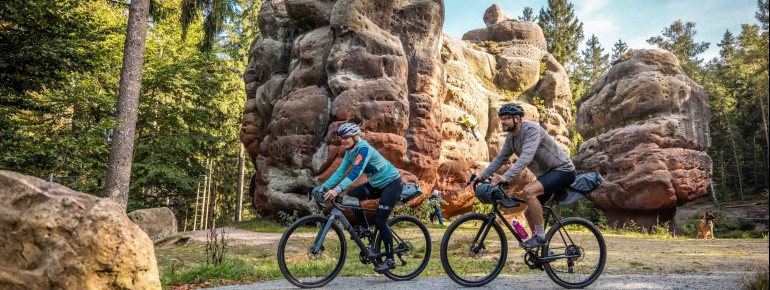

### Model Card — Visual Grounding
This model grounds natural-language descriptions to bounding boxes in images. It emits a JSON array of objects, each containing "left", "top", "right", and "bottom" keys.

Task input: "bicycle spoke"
[
  {"left": 376, "top": 215, "right": 431, "bottom": 281},
  {"left": 544, "top": 217, "right": 606, "bottom": 288},
  {"left": 278, "top": 216, "right": 346, "bottom": 288},
  {"left": 441, "top": 214, "right": 508, "bottom": 287}
]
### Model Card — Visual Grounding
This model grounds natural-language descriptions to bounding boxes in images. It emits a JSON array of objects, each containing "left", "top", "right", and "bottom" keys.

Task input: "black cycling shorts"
[{"left": 536, "top": 170, "right": 576, "bottom": 204}]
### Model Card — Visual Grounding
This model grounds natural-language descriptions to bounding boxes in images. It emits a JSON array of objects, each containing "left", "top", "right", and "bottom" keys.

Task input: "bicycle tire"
[
  {"left": 373, "top": 215, "right": 431, "bottom": 281},
  {"left": 277, "top": 215, "right": 347, "bottom": 288},
  {"left": 543, "top": 217, "right": 606, "bottom": 289},
  {"left": 440, "top": 213, "right": 508, "bottom": 287}
]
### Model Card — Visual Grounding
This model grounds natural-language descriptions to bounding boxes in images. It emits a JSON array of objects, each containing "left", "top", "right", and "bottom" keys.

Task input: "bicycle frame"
[
  {"left": 476, "top": 194, "right": 578, "bottom": 263},
  {"left": 310, "top": 199, "right": 405, "bottom": 262}
]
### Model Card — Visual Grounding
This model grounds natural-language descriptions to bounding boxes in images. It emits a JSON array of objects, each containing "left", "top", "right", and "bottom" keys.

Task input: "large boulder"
[
  {"left": 128, "top": 207, "right": 178, "bottom": 243},
  {"left": 243, "top": 2, "right": 572, "bottom": 220},
  {"left": 574, "top": 49, "right": 712, "bottom": 231},
  {"left": 0, "top": 170, "right": 160, "bottom": 290}
]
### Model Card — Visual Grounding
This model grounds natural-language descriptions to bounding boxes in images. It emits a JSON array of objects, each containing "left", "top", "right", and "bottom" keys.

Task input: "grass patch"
[
  {"left": 741, "top": 267, "right": 769, "bottom": 290},
  {"left": 162, "top": 258, "right": 260, "bottom": 287}
]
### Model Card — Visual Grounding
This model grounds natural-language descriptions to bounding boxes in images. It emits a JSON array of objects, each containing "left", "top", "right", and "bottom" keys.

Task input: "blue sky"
[{"left": 444, "top": 0, "right": 761, "bottom": 61}]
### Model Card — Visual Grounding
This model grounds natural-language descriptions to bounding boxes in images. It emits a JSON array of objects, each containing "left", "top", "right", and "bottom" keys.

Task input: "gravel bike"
[
  {"left": 440, "top": 173, "right": 606, "bottom": 288},
  {"left": 278, "top": 194, "right": 431, "bottom": 288}
]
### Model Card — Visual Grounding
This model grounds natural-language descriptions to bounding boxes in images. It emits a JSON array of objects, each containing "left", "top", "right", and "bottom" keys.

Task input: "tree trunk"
[
  {"left": 183, "top": 207, "right": 189, "bottom": 232},
  {"left": 193, "top": 181, "right": 200, "bottom": 231},
  {"left": 208, "top": 167, "right": 218, "bottom": 230},
  {"left": 203, "top": 159, "right": 211, "bottom": 230},
  {"left": 708, "top": 183, "right": 719, "bottom": 208},
  {"left": 754, "top": 136, "right": 759, "bottom": 190},
  {"left": 727, "top": 124, "right": 745, "bottom": 200},
  {"left": 720, "top": 150, "right": 726, "bottom": 199},
  {"left": 236, "top": 144, "right": 245, "bottom": 222},
  {"left": 757, "top": 94, "right": 769, "bottom": 189},
  {"left": 104, "top": 0, "right": 150, "bottom": 210}
]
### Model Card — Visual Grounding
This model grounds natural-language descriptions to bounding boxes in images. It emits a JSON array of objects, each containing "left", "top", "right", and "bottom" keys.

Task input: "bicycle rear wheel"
[
  {"left": 374, "top": 215, "right": 431, "bottom": 281},
  {"left": 277, "top": 215, "right": 346, "bottom": 288},
  {"left": 440, "top": 213, "right": 507, "bottom": 287},
  {"left": 543, "top": 217, "right": 606, "bottom": 289}
]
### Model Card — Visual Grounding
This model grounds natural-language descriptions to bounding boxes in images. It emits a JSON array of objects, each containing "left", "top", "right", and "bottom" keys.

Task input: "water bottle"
[{"left": 512, "top": 221, "right": 528, "bottom": 239}]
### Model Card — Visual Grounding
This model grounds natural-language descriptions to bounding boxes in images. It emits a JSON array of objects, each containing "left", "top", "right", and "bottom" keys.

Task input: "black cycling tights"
[{"left": 346, "top": 177, "right": 403, "bottom": 260}]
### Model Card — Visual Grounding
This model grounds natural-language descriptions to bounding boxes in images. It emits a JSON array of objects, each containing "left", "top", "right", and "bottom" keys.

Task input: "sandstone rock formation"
[
  {"left": 242, "top": 2, "right": 572, "bottom": 219},
  {"left": 128, "top": 207, "right": 178, "bottom": 243},
  {"left": 574, "top": 49, "right": 712, "bottom": 231},
  {"left": 0, "top": 170, "right": 161, "bottom": 290}
]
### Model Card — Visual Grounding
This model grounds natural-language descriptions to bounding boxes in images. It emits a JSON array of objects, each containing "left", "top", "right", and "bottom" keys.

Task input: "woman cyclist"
[{"left": 319, "top": 123, "right": 403, "bottom": 273}]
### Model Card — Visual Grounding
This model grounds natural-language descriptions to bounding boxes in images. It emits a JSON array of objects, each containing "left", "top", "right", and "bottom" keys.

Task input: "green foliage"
[
  {"left": 679, "top": 210, "right": 764, "bottom": 239},
  {"left": 741, "top": 266, "right": 770, "bottom": 290},
  {"left": 610, "top": 39, "right": 628, "bottom": 63},
  {"left": 276, "top": 210, "right": 300, "bottom": 226},
  {"left": 0, "top": 0, "right": 112, "bottom": 95},
  {"left": 646, "top": 20, "right": 710, "bottom": 78},
  {"left": 418, "top": 196, "right": 447, "bottom": 223},
  {"left": 518, "top": 7, "right": 536, "bottom": 22},
  {"left": 572, "top": 34, "right": 609, "bottom": 101},
  {"left": 161, "top": 258, "right": 257, "bottom": 287},
  {"left": 471, "top": 198, "right": 493, "bottom": 213},
  {"left": 537, "top": 0, "right": 584, "bottom": 65},
  {"left": 0, "top": 0, "right": 260, "bottom": 228}
]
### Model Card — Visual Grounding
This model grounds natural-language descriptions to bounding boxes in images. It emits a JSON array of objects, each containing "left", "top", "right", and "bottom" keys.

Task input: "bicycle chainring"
[
  {"left": 359, "top": 250, "right": 371, "bottom": 264},
  {"left": 524, "top": 251, "right": 544, "bottom": 271}
]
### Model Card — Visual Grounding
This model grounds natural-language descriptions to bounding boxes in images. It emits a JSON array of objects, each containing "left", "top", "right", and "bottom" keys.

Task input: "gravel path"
[{"left": 209, "top": 271, "right": 750, "bottom": 290}]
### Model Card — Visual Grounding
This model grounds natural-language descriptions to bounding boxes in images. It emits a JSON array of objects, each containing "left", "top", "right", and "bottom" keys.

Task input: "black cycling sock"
[{"left": 375, "top": 206, "right": 394, "bottom": 259}]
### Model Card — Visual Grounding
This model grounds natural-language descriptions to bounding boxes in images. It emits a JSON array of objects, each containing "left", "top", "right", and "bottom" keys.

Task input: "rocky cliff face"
[
  {"left": 242, "top": 2, "right": 572, "bottom": 218},
  {"left": 574, "top": 49, "right": 712, "bottom": 231}
]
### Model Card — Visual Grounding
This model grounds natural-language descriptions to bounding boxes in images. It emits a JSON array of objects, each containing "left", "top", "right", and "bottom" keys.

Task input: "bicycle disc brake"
[
  {"left": 395, "top": 241, "right": 413, "bottom": 266},
  {"left": 469, "top": 242, "right": 486, "bottom": 258},
  {"left": 306, "top": 246, "right": 325, "bottom": 260},
  {"left": 565, "top": 245, "right": 584, "bottom": 262}
]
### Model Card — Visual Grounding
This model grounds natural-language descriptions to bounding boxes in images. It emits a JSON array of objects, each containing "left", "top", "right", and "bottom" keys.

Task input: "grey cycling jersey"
[{"left": 482, "top": 121, "right": 575, "bottom": 180}]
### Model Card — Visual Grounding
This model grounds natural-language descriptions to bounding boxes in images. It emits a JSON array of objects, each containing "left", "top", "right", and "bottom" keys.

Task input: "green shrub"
[{"left": 741, "top": 267, "right": 769, "bottom": 290}]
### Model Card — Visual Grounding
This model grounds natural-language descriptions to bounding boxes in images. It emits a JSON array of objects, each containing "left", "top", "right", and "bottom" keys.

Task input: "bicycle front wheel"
[
  {"left": 277, "top": 215, "right": 346, "bottom": 288},
  {"left": 440, "top": 213, "right": 507, "bottom": 287},
  {"left": 543, "top": 217, "right": 606, "bottom": 289},
  {"left": 374, "top": 215, "right": 431, "bottom": 281}
]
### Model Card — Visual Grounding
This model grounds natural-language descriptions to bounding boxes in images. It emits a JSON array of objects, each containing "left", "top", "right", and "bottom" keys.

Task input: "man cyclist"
[
  {"left": 478, "top": 103, "right": 576, "bottom": 249},
  {"left": 319, "top": 123, "right": 403, "bottom": 273}
]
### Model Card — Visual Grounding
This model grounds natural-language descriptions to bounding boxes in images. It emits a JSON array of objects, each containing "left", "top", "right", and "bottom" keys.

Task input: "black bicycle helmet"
[{"left": 498, "top": 103, "right": 525, "bottom": 117}]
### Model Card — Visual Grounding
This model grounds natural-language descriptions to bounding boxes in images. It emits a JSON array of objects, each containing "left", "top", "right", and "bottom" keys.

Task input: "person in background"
[{"left": 429, "top": 188, "right": 444, "bottom": 226}]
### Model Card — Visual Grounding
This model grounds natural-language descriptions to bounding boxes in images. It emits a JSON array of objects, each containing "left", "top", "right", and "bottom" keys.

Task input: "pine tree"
[
  {"left": 537, "top": 0, "right": 584, "bottom": 65},
  {"left": 646, "top": 20, "right": 710, "bottom": 77},
  {"left": 580, "top": 35, "right": 610, "bottom": 91},
  {"left": 181, "top": 0, "right": 237, "bottom": 52},
  {"left": 611, "top": 39, "right": 628, "bottom": 63},
  {"left": 718, "top": 30, "right": 736, "bottom": 60},
  {"left": 105, "top": 0, "right": 151, "bottom": 210},
  {"left": 519, "top": 7, "right": 535, "bottom": 22}
]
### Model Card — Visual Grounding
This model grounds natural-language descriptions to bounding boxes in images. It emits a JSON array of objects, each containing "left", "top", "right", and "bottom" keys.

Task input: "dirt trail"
[{"left": 183, "top": 227, "right": 315, "bottom": 246}]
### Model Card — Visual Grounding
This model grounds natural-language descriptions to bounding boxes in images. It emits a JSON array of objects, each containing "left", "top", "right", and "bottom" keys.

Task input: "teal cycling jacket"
[{"left": 322, "top": 140, "right": 400, "bottom": 192}]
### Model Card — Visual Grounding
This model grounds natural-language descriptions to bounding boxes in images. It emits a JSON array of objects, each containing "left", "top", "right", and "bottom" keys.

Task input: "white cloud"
[{"left": 575, "top": 0, "right": 609, "bottom": 16}]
